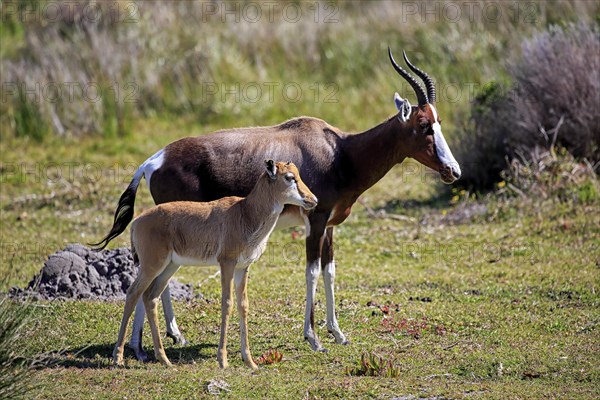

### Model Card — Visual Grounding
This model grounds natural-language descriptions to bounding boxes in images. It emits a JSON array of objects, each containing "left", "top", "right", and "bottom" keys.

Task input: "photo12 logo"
[
  {"left": 399, "top": 1, "right": 543, "bottom": 24},
  {"left": 200, "top": 81, "right": 339, "bottom": 104},
  {"left": 1, "top": 81, "right": 138, "bottom": 105},
  {"left": 1, "top": 1, "right": 140, "bottom": 24},
  {"left": 198, "top": 1, "right": 339, "bottom": 23},
  {"left": 0, "top": 162, "right": 138, "bottom": 185}
]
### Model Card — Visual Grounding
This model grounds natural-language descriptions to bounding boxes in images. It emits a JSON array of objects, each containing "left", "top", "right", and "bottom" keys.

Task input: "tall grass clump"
[
  {"left": 2, "top": 1, "right": 596, "bottom": 140},
  {"left": 0, "top": 298, "right": 35, "bottom": 400},
  {"left": 455, "top": 22, "right": 600, "bottom": 190}
]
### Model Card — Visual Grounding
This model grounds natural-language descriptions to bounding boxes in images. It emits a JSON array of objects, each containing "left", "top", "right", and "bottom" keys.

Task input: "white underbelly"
[{"left": 171, "top": 251, "right": 219, "bottom": 267}]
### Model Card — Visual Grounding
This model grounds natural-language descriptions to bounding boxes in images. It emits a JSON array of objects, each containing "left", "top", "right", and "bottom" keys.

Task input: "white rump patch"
[{"left": 142, "top": 148, "right": 165, "bottom": 190}]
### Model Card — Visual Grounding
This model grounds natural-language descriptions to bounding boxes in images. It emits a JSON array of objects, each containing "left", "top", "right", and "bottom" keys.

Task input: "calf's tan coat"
[{"left": 113, "top": 161, "right": 317, "bottom": 368}]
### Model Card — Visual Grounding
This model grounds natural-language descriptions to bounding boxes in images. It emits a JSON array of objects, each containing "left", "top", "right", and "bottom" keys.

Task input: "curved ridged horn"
[
  {"left": 402, "top": 50, "right": 435, "bottom": 103},
  {"left": 388, "top": 47, "right": 428, "bottom": 106}
]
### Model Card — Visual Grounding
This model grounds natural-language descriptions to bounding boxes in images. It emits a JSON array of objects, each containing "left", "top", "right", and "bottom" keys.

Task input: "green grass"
[
  {"left": 1, "top": 118, "right": 599, "bottom": 398},
  {"left": 1, "top": 3, "right": 598, "bottom": 396}
]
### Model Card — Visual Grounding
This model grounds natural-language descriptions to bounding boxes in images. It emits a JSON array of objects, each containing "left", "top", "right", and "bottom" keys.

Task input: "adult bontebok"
[
  {"left": 94, "top": 48, "right": 461, "bottom": 354},
  {"left": 112, "top": 161, "right": 317, "bottom": 368}
]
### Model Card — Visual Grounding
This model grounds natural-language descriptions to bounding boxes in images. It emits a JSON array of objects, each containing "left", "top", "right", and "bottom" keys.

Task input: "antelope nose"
[
  {"left": 305, "top": 196, "right": 318, "bottom": 208},
  {"left": 451, "top": 165, "right": 461, "bottom": 180}
]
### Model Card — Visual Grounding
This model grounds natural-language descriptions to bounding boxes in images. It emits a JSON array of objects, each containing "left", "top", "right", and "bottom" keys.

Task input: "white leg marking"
[
  {"left": 129, "top": 299, "right": 149, "bottom": 362},
  {"left": 130, "top": 299, "right": 145, "bottom": 348},
  {"left": 161, "top": 286, "right": 187, "bottom": 345},
  {"left": 323, "top": 261, "right": 347, "bottom": 344},
  {"left": 304, "top": 258, "right": 324, "bottom": 351}
]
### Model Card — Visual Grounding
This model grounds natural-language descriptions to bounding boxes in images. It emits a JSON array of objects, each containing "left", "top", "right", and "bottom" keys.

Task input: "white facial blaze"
[{"left": 429, "top": 105, "right": 461, "bottom": 176}]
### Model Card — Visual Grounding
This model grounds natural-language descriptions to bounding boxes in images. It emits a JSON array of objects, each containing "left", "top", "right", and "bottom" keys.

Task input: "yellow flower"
[{"left": 497, "top": 181, "right": 506, "bottom": 188}]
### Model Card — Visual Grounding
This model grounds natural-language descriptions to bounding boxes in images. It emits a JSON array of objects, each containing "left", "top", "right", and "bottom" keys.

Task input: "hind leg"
[
  {"left": 235, "top": 266, "right": 257, "bottom": 369},
  {"left": 128, "top": 284, "right": 186, "bottom": 362},
  {"left": 143, "top": 262, "right": 180, "bottom": 366},
  {"left": 114, "top": 267, "right": 160, "bottom": 366},
  {"left": 217, "top": 260, "right": 235, "bottom": 369}
]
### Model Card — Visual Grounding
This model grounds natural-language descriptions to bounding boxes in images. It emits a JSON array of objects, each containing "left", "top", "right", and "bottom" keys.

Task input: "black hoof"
[
  {"left": 131, "top": 347, "right": 149, "bottom": 363},
  {"left": 167, "top": 332, "right": 189, "bottom": 346}
]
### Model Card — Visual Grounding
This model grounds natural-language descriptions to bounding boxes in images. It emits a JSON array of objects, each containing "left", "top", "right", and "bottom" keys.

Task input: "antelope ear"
[
  {"left": 265, "top": 159, "right": 277, "bottom": 180},
  {"left": 394, "top": 92, "right": 412, "bottom": 122}
]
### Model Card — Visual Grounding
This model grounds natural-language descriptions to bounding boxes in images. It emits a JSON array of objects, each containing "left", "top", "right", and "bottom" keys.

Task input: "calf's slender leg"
[
  {"left": 234, "top": 266, "right": 257, "bottom": 369},
  {"left": 143, "top": 262, "right": 180, "bottom": 366},
  {"left": 129, "top": 286, "right": 187, "bottom": 362},
  {"left": 218, "top": 261, "right": 235, "bottom": 368},
  {"left": 114, "top": 265, "right": 163, "bottom": 366},
  {"left": 321, "top": 227, "right": 348, "bottom": 344}
]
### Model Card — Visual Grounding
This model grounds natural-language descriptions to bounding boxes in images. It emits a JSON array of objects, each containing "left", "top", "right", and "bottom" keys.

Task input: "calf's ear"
[{"left": 265, "top": 159, "right": 277, "bottom": 180}]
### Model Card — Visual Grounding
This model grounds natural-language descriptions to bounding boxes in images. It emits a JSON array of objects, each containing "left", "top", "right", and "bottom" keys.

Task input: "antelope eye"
[{"left": 285, "top": 174, "right": 295, "bottom": 182}]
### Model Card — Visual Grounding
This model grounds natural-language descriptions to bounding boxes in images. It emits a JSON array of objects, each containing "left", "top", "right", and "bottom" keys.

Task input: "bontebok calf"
[{"left": 112, "top": 161, "right": 317, "bottom": 368}]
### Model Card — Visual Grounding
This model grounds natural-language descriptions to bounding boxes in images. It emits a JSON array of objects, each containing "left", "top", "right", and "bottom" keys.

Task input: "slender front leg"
[
  {"left": 234, "top": 267, "right": 258, "bottom": 369},
  {"left": 218, "top": 261, "right": 235, "bottom": 369},
  {"left": 321, "top": 227, "right": 348, "bottom": 345},
  {"left": 161, "top": 286, "right": 188, "bottom": 345},
  {"left": 128, "top": 300, "right": 149, "bottom": 362},
  {"left": 304, "top": 214, "right": 328, "bottom": 352}
]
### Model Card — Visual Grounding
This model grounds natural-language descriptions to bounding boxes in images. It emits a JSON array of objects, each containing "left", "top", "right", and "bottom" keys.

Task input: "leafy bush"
[{"left": 454, "top": 22, "right": 600, "bottom": 191}]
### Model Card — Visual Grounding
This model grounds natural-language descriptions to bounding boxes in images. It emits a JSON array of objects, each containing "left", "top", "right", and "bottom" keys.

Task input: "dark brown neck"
[{"left": 342, "top": 115, "right": 409, "bottom": 195}]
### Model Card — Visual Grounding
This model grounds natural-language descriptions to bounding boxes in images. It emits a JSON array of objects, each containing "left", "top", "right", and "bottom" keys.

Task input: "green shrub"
[
  {"left": 507, "top": 23, "right": 600, "bottom": 160},
  {"left": 454, "top": 22, "right": 600, "bottom": 191}
]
